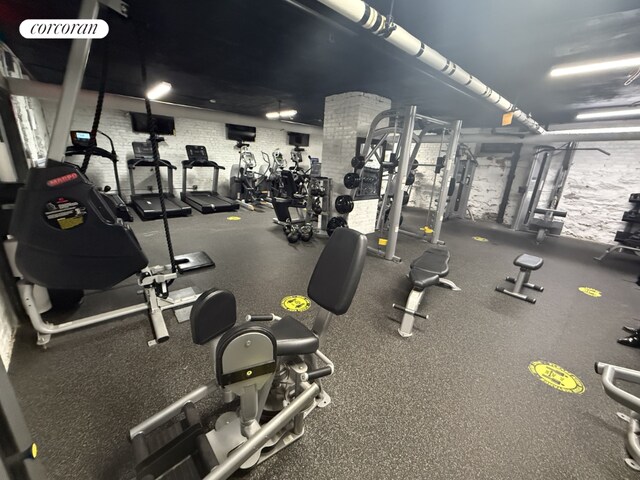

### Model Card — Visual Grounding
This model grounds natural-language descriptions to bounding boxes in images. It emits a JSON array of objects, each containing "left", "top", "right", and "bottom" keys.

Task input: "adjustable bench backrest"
[{"left": 307, "top": 228, "right": 367, "bottom": 316}]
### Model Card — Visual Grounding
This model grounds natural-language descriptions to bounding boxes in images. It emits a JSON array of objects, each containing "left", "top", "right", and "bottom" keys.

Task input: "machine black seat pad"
[
  {"left": 514, "top": 254, "right": 543, "bottom": 270},
  {"left": 269, "top": 316, "right": 319, "bottom": 356},
  {"left": 410, "top": 247, "right": 450, "bottom": 277},
  {"left": 409, "top": 270, "right": 440, "bottom": 290}
]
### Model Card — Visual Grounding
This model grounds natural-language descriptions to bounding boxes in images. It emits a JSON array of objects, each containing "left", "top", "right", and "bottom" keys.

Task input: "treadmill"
[
  {"left": 127, "top": 141, "right": 191, "bottom": 220},
  {"left": 180, "top": 145, "right": 239, "bottom": 214},
  {"left": 65, "top": 130, "right": 134, "bottom": 222}
]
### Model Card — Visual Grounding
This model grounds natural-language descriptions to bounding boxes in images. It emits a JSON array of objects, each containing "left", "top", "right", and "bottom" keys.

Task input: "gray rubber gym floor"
[{"left": 8, "top": 207, "right": 640, "bottom": 480}]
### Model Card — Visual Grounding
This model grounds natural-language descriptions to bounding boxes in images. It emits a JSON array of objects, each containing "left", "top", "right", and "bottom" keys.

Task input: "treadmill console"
[
  {"left": 132, "top": 141, "right": 154, "bottom": 160},
  {"left": 186, "top": 145, "right": 208, "bottom": 161},
  {"left": 70, "top": 130, "right": 95, "bottom": 148}
]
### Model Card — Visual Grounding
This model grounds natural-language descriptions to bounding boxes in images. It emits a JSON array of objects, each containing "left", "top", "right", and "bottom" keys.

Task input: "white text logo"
[{"left": 19, "top": 20, "right": 109, "bottom": 39}]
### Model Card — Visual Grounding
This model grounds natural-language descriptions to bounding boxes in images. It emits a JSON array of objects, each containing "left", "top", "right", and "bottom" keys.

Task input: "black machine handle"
[
  {"left": 534, "top": 208, "right": 567, "bottom": 218},
  {"left": 305, "top": 366, "right": 333, "bottom": 381}
]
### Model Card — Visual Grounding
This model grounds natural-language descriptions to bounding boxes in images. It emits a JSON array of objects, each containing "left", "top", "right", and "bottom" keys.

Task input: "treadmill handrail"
[
  {"left": 65, "top": 145, "right": 117, "bottom": 162},
  {"left": 182, "top": 159, "right": 226, "bottom": 170},
  {"left": 128, "top": 158, "right": 176, "bottom": 169}
]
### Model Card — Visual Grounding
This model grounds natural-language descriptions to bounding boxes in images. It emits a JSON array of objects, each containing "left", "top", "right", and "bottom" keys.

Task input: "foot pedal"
[
  {"left": 131, "top": 404, "right": 217, "bottom": 479},
  {"left": 175, "top": 252, "right": 215, "bottom": 273}
]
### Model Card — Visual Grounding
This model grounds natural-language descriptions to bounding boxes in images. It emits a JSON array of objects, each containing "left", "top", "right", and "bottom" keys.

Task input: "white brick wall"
[
  {"left": 322, "top": 92, "right": 391, "bottom": 234},
  {"left": 41, "top": 102, "right": 323, "bottom": 200},
  {"left": 561, "top": 140, "right": 640, "bottom": 244}
]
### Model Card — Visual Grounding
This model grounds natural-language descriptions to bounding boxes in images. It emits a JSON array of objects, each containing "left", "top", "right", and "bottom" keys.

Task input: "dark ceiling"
[{"left": 1, "top": 0, "right": 639, "bottom": 127}]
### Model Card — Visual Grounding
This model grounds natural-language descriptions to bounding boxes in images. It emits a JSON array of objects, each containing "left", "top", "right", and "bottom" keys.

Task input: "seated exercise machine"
[
  {"left": 528, "top": 207, "right": 567, "bottom": 244},
  {"left": 495, "top": 254, "right": 544, "bottom": 304},
  {"left": 180, "top": 145, "right": 238, "bottom": 214},
  {"left": 392, "top": 246, "right": 460, "bottom": 337},
  {"left": 65, "top": 130, "right": 134, "bottom": 222},
  {"left": 595, "top": 362, "right": 640, "bottom": 471},
  {"left": 8, "top": 160, "right": 201, "bottom": 347},
  {"left": 128, "top": 141, "right": 192, "bottom": 220},
  {"left": 129, "top": 228, "right": 367, "bottom": 479}
]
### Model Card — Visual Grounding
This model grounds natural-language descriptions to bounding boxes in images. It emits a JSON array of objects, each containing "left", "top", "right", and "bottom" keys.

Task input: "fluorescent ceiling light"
[
  {"left": 547, "top": 126, "right": 640, "bottom": 135},
  {"left": 265, "top": 109, "right": 298, "bottom": 120},
  {"left": 146, "top": 81, "right": 172, "bottom": 100},
  {"left": 576, "top": 108, "right": 640, "bottom": 120},
  {"left": 550, "top": 56, "right": 640, "bottom": 77}
]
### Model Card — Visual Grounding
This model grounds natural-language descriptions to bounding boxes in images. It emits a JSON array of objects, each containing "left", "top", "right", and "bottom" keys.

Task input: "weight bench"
[
  {"left": 495, "top": 254, "right": 543, "bottom": 304},
  {"left": 393, "top": 247, "right": 460, "bottom": 337}
]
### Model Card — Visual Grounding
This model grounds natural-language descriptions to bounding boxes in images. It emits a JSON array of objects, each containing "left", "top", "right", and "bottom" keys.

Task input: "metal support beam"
[
  {"left": 431, "top": 120, "right": 462, "bottom": 244},
  {"left": 47, "top": 0, "right": 100, "bottom": 162},
  {"left": 385, "top": 105, "right": 416, "bottom": 261}
]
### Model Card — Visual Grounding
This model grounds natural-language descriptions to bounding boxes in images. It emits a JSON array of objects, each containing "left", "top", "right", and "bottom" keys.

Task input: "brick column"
[{"left": 321, "top": 92, "right": 391, "bottom": 234}]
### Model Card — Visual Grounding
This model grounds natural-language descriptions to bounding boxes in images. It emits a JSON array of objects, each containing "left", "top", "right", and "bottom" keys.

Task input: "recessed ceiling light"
[
  {"left": 547, "top": 126, "right": 640, "bottom": 135},
  {"left": 576, "top": 107, "right": 640, "bottom": 120},
  {"left": 265, "top": 109, "right": 297, "bottom": 120},
  {"left": 146, "top": 81, "right": 172, "bottom": 100},
  {"left": 550, "top": 55, "right": 640, "bottom": 77}
]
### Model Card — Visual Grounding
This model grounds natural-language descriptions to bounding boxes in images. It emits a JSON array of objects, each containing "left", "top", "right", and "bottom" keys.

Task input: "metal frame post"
[
  {"left": 431, "top": 120, "right": 462, "bottom": 245},
  {"left": 47, "top": 0, "right": 101, "bottom": 162},
  {"left": 384, "top": 105, "right": 417, "bottom": 261}
]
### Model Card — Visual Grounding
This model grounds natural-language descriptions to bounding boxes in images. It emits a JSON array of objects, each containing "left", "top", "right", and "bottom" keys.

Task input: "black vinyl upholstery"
[
  {"left": 307, "top": 228, "right": 367, "bottom": 315},
  {"left": 409, "top": 247, "right": 450, "bottom": 290},
  {"left": 10, "top": 161, "right": 148, "bottom": 290},
  {"left": 269, "top": 316, "right": 319, "bottom": 355},
  {"left": 514, "top": 254, "right": 543, "bottom": 270},
  {"left": 190, "top": 289, "right": 237, "bottom": 345}
]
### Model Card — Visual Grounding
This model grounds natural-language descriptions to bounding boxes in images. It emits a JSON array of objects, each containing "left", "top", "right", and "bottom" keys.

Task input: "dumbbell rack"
[
  {"left": 308, "top": 177, "right": 333, "bottom": 236},
  {"left": 595, "top": 193, "right": 640, "bottom": 261}
]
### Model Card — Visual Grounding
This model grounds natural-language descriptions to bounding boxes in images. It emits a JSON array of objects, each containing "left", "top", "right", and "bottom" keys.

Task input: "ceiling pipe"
[{"left": 314, "top": 0, "right": 546, "bottom": 135}]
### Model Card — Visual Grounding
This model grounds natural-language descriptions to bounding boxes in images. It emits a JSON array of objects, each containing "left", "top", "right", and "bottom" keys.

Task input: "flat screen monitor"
[
  {"left": 130, "top": 112, "right": 176, "bottom": 135},
  {"left": 287, "top": 131, "right": 310, "bottom": 147},
  {"left": 226, "top": 124, "right": 256, "bottom": 142}
]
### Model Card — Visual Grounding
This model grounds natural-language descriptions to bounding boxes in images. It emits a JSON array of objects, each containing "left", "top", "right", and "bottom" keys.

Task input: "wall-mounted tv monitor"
[
  {"left": 226, "top": 123, "right": 256, "bottom": 142},
  {"left": 287, "top": 131, "right": 310, "bottom": 147},
  {"left": 130, "top": 112, "right": 175, "bottom": 135}
]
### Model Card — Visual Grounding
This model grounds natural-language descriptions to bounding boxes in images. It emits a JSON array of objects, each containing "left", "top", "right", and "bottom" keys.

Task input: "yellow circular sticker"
[
  {"left": 281, "top": 295, "right": 311, "bottom": 312},
  {"left": 227, "top": 216, "right": 241, "bottom": 221},
  {"left": 420, "top": 226, "right": 433, "bottom": 234},
  {"left": 528, "top": 361, "right": 585, "bottom": 394},
  {"left": 578, "top": 287, "right": 601, "bottom": 298},
  {"left": 473, "top": 236, "right": 489, "bottom": 242}
]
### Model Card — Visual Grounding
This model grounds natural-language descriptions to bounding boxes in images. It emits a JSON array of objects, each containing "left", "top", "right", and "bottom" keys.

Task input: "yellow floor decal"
[
  {"left": 281, "top": 295, "right": 311, "bottom": 312},
  {"left": 226, "top": 216, "right": 241, "bottom": 221},
  {"left": 578, "top": 287, "right": 602, "bottom": 298},
  {"left": 472, "top": 236, "right": 489, "bottom": 242},
  {"left": 528, "top": 361, "right": 585, "bottom": 394}
]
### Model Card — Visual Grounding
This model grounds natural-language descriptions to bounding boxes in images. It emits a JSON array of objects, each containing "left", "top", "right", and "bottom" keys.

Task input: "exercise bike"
[{"left": 129, "top": 228, "right": 367, "bottom": 479}]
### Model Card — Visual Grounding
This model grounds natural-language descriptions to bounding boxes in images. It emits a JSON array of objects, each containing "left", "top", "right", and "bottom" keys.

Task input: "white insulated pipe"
[{"left": 315, "top": 0, "right": 546, "bottom": 134}]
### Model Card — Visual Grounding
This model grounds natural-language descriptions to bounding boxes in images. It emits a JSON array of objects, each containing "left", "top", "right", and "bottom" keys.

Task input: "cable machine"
[{"left": 345, "top": 106, "right": 462, "bottom": 262}]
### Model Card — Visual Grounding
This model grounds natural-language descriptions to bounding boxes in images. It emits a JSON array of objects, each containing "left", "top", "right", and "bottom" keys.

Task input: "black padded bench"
[
  {"left": 393, "top": 246, "right": 460, "bottom": 337},
  {"left": 495, "top": 253, "right": 544, "bottom": 303}
]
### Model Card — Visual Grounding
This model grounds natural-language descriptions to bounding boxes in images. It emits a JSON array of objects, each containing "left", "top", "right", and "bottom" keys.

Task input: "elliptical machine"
[
  {"left": 229, "top": 142, "right": 270, "bottom": 211},
  {"left": 129, "top": 228, "right": 367, "bottom": 479}
]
